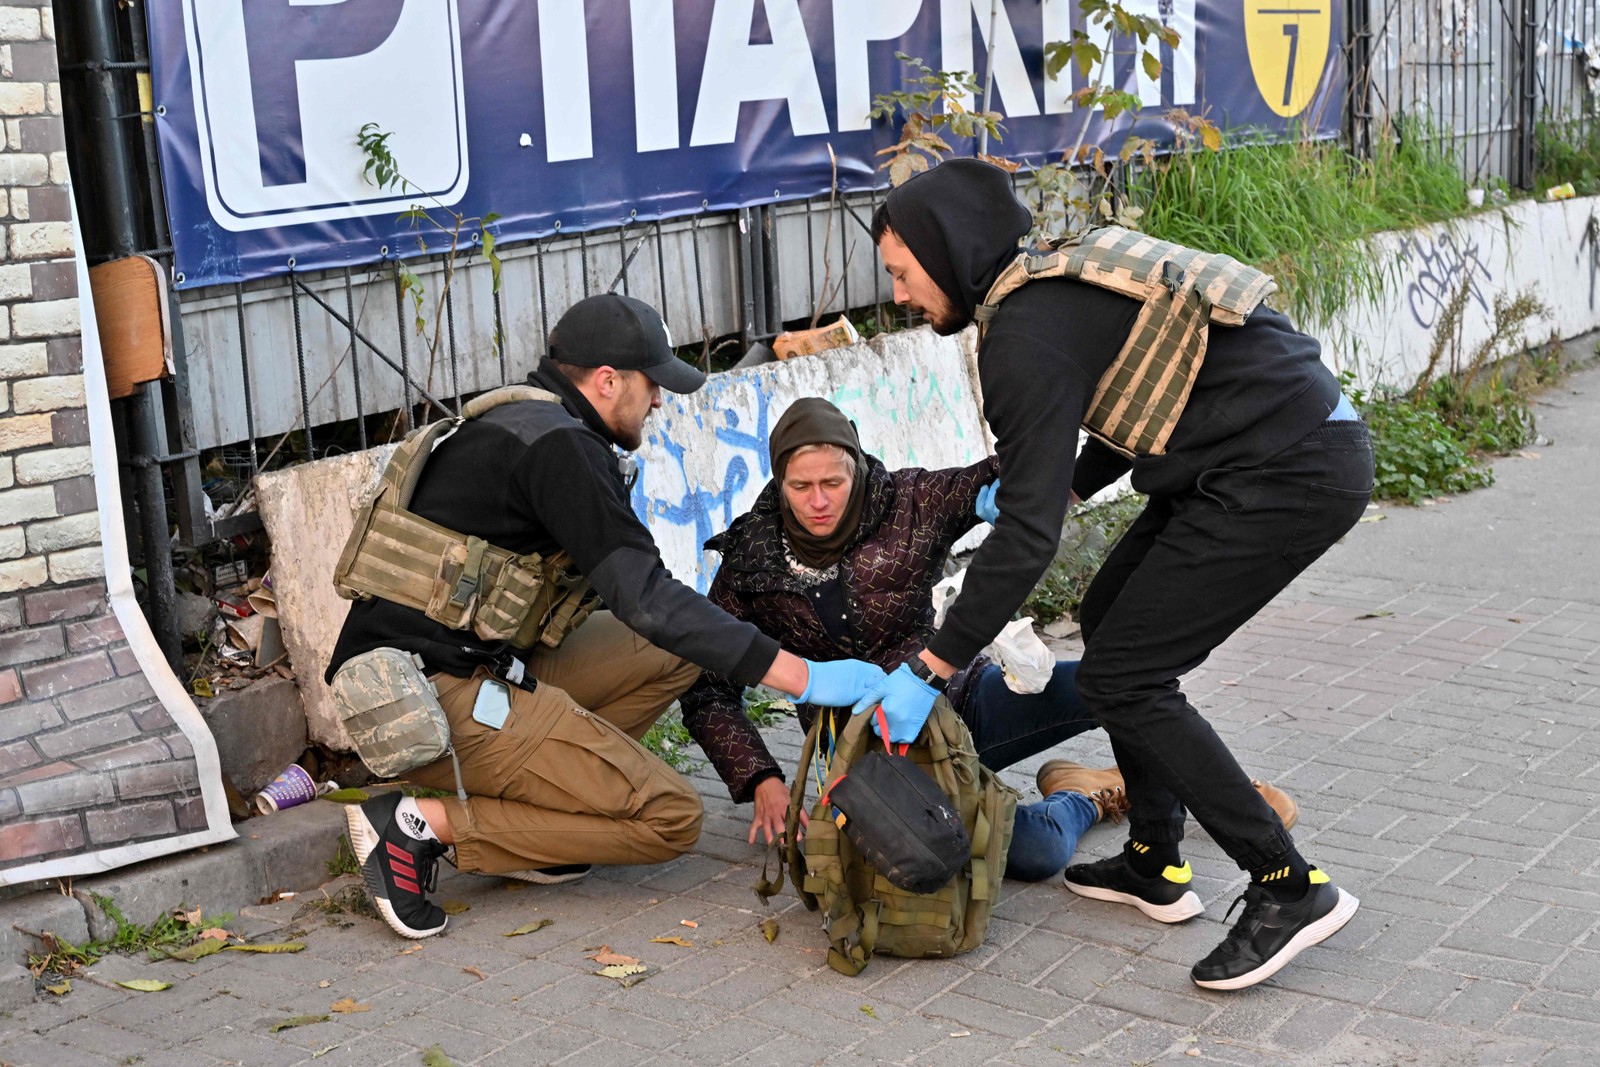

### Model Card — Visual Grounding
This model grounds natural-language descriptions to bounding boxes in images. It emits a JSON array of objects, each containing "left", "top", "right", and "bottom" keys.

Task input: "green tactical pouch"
[{"left": 329, "top": 647, "right": 454, "bottom": 779}]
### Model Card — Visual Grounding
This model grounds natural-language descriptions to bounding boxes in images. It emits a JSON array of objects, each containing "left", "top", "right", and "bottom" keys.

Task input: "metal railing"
[
  {"left": 55, "top": 0, "right": 1600, "bottom": 664},
  {"left": 1348, "top": 0, "right": 1596, "bottom": 188}
]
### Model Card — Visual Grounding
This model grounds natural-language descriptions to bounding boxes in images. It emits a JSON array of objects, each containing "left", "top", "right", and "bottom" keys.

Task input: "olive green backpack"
[{"left": 758, "top": 698, "right": 1020, "bottom": 976}]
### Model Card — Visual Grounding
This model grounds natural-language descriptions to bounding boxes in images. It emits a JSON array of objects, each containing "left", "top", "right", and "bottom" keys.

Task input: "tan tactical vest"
[
  {"left": 974, "top": 226, "right": 1278, "bottom": 457},
  {"left": 333, "top": 385, "right": 597, "bottom": 651}
]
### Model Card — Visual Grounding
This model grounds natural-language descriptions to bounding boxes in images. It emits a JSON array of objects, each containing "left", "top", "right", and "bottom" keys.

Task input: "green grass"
[
  {"left": 26, "top": 895, "right": 233, "bottom": 977},
  {"left": 1534, "top": 119, "right": 1600, "bottom": 195},
  {"left": 1128, "top": 119, "right": 1467, "bottom": 326},
  {"left": 641, "top": 706, "right": 700, "bottom": 773}
]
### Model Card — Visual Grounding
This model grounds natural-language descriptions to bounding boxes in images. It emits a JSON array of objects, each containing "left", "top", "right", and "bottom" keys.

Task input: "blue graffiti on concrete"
[
  {"left": 639, "top": 375, "right": 775, "bottom": 591},
  {"left": 634, "top": 364, "right": 976, "bottom": 591}
]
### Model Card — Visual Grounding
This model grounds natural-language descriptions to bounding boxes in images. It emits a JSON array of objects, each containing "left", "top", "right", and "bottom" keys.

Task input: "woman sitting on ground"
[{"left": 680, "top": 397, "right": 1298, "bottom": 881}]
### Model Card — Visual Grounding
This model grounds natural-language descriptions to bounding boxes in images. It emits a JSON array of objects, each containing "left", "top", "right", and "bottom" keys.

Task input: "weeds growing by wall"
[{"left": 1126, "top": 120, "right": 1467, "bottom": 327}]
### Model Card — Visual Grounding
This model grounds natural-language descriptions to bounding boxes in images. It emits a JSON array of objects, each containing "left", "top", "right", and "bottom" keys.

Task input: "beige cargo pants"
[{"left": 408, "top": 611, "right": 703, "bottom": 874}]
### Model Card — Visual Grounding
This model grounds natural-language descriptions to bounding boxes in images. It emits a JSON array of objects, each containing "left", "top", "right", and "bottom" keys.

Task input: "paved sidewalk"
[{"left": 3, "top": 363, "right": 1598, "bottom": 1066}]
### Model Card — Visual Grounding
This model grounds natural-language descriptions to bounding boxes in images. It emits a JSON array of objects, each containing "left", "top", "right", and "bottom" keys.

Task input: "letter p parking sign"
[{"left": 181, "top": 0, "right": 469, "bottom": 232}]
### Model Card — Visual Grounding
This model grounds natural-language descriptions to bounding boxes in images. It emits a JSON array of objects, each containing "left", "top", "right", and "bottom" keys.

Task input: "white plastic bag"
[{"left": 932, "top": 568, "right": 1055, "bottom": 694}]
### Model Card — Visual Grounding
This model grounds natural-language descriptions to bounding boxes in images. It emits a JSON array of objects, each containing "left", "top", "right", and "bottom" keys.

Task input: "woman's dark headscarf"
[{"left": 767, "top": 398, "right": 869, "bottom": 569}]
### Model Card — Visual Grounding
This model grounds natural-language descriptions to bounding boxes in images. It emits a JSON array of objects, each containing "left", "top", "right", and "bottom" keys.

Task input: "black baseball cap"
[{"left": 548, "top": 294, "right": 705, "bottom": 394}]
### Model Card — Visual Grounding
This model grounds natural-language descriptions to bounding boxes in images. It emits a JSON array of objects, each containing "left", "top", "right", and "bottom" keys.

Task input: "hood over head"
[{"left": 882, "top": 158, "right": 1031, "bottom": 326}]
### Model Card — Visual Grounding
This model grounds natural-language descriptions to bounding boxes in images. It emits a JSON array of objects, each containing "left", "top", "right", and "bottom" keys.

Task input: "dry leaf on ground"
[
  {"left": 168, "top": 939, "right": 226, "bottom": 962},
  {"left": 116, "top": 979, "right": 172, "bottom": 992},
  {"left": 330, "top": 998, "right": 370, "bottom": 1014},
  {"left": 462, "top": 966, "right": 487, "bottom": 980},
  {"left": 440, "top": 901, "right": 470, "bottom": 915},
  {"left": 594, "top": 964, "right": 654, "bottom": 986},
  {"left": 173, "top": 907, "right": 202, "bottom": 925},
  {"left": 761, "top": 918, "right": 779, "bottom": 943},
  {"left": 197, "top": 928, "right": 231, "bottom": 941},
  {"left": 225, "top": 942, "right": 305, "bottom": 953},
  {"left": 649, "top": 936, "right": 692, "bottom": 947},
  {"left": 585, "top": 946, "right": 640, "bottom": 967},
  {"left": 503, "top": 919, "right": 553, "bottom": 937},
  {"left": 44, "top": 981, "right": 70, "bottom": 996}
]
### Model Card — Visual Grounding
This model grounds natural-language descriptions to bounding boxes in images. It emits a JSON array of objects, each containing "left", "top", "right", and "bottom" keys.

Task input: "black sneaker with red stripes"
[{"left": 345, "top": 793, "right": 448, "bottom": 939}]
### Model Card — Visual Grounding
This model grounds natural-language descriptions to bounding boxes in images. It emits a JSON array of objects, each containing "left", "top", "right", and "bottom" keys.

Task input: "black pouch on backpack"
[{"left": 826, "top": 712, "right": 971, "bottom": 895}]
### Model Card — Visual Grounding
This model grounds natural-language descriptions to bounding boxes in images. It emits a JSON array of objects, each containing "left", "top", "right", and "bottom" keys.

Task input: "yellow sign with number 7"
[{"left": 1244, "top": 0, "right": 1334, "bottom": 118}]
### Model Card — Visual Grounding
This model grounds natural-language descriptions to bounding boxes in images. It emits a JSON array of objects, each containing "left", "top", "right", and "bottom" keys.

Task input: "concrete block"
[
  {"left": 73, "top": 799, "right": 346, "bottom": 940},
  {"left": 11, "top": 372, "right": 83, "bottom": 413},
  {"left": 198, "top": 676, "right": 308, "bottom": 795},
  {"left": 255, "top": 447, "right": 394, "bottom": 750},
  {"left": 0, "top": 555, "right": 46, "bottom": 593},
  {"left": 0, "top": 962, "right": 33, "bottom": 1009},
  {"left": 0, "top": 340, "right": 44, "bottom": 374},
  {"left": 46, "top": 545, "right": 104, "bottom": 583},
  {"left": 25, "top": 512, "right": 97, "bottom": 553},
  {"left": 0, "top": 885, "right": 88, "bottom": 968},
  {"left": 7, "top": 223, "right": 72, "bottom": 263},
  {"left": 14, "top": 443, "right": 90, "bottom": 483},
  {"left": 0, "top": 412, "right": 54, "bottom": 450}
]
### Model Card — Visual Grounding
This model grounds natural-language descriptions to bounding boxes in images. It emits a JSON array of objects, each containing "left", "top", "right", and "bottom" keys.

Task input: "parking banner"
[{"left": 147, "top": 0, "right": 1344, "bottom": 287}]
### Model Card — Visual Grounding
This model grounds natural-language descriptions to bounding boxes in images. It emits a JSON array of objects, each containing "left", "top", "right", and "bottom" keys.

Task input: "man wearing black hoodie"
[{"left": 859, "top": 159, "right": 1373, "bottom": 990}]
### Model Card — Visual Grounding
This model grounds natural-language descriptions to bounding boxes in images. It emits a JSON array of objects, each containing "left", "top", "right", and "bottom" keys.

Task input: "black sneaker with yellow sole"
[
  {"left": 1063, "top": 852, "right": 1205, "bottom": 923},
  {"left": 1191, "top": 869, "right": 1359, "bottom": 990}
]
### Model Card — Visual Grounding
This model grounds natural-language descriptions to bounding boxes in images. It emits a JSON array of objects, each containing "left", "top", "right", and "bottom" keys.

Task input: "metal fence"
[
  {"left": 54, "top": 0, "right": 1600, "bottom": 662},
  {"left": 1349, "top": 0, "right": 1597, "bottom": 188},
  {"left": 178, "top": 191, "right": 898, "bottom": 462}
]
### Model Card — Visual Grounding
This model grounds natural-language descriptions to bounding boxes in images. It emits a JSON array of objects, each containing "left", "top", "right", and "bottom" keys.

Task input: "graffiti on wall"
[
  {"left": 1401, "top": 232, "right": 1494, "bottom": 330},
  {"left": 1580, "top": 213, "right": 1600, "bottom": 310},
  {"left": 634, "top": 375, "right": 777, "bottom": 591},
  {"left": 631, "top": 350, "right": 985, "bottom": 591}
]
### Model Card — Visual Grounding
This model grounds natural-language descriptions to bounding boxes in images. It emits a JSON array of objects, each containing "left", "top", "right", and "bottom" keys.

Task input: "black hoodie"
[{"left": 884, "top": 159, "right": 1341, "bottom": 667}]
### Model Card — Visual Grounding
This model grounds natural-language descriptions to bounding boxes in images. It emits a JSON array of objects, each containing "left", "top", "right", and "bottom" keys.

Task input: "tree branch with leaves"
[{"left": 357, "top": 123, "right": 504, "bottom": 404}]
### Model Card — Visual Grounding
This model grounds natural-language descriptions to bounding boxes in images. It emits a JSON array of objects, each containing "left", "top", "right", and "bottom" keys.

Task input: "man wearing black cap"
[
  {"left": 862, "top": 159, "right": 1373, "bottom": 990},
  {"left": 327, "top": 294, "right": 886, "bottom": 941}
]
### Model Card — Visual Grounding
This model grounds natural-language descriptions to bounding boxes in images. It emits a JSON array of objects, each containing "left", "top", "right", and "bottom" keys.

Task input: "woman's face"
[{"left": 782, "top": 450, "right": 856, "bottom": 538}]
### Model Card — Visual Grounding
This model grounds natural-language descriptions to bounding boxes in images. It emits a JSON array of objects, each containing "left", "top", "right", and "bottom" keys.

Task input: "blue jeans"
[{"left": 961, "top": 661, "right": 1102, "bottom": 882}]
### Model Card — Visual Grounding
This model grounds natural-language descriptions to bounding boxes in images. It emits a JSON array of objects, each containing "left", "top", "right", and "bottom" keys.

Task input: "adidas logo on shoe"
[
  {"left": 400, "top": 810, "right": 430, "bottom": 840},
  {"left": 345, "top": 792, "right": 448, "bottom": 940}
]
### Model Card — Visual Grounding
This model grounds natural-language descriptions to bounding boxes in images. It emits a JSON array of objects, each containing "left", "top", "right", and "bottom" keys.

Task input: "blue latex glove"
[
  {"left": 975, "top": 479, "right": 1001, "bottom": 524},
  {"left": 798, "top": 658, "right": 887, "bottom": 707},
  {"left": 852, "top": 662, "right": 939, "bottom": 744}
]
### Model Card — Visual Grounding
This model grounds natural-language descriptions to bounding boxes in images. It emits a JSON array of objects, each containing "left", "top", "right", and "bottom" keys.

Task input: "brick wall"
[{"left": 0, "top": 5, "right": 216, "bottom": 881}]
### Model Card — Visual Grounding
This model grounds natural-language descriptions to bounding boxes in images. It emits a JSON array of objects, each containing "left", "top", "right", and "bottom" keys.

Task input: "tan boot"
[
  {"left": 1036, "top": 760, "right": 1129, "bottom": 823},
  {"left": 1253, "top": 780, "right": 1298, "bottom": 831}
]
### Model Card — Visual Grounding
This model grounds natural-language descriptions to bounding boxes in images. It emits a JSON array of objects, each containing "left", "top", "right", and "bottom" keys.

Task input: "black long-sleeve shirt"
[
  {"left": 326, "top": 367, "right": 780, "bottom": 686},
  {"left": 926, "top": 279, "right": 1340, "bottom": 669}
]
